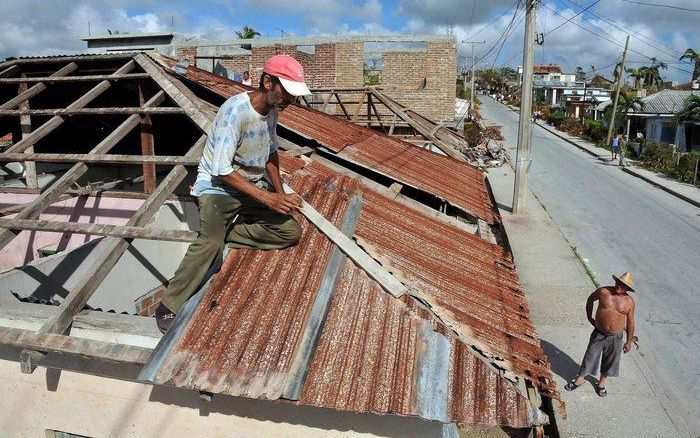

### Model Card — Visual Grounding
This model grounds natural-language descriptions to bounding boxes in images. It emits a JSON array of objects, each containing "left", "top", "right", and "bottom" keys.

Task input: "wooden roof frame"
[{"left": 0, "top": 53, "right": 211, "bottom": 373}]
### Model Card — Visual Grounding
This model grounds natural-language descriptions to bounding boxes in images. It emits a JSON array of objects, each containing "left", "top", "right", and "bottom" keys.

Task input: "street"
[{"left": 480, "top": 96, "right": 700, "bottom": 435}]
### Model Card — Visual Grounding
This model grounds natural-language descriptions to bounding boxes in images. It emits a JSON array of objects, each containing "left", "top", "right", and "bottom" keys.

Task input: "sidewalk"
[
  {"left": 502, "top": 102, "right": 700, "bottom": 208},
  {"left": 486, "top": 166, "right": 690, "bottom": 437}
]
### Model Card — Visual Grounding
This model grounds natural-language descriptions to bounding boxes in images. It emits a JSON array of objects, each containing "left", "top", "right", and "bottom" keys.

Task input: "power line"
[
  {"left": 560, "top": 0, "right": 682, "bottom": 60},
  {"left": 468, "top": 0, "right": 477, "bottom": 35},
  {"left": 490, "top": 5, "right": 528, "bottom": 68},
  {"left": 463, "top": 0, "right": 520, "bottom": 41},
  {"left": 476, "top": 1, "right": 524, "bottom": 64},
  {"left": 546, "top": 0, "right": 601, "bottom": 35},
  {"left": 621, "top": 0, "right": 700, "bottom": 12}
]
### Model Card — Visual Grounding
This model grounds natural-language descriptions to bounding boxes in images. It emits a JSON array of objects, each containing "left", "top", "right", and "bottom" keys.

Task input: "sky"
[{"left": 0, "top": 0, "right": 698, "bottom": 83}]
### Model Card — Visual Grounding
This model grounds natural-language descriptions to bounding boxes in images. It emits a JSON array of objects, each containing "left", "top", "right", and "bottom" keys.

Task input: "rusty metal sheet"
[
  {"left": 299, "top": 260, "right": 540, "bottom": 427},
  {"left": 151, "top": 55, "right": 498, "bottom": 224},
  {"left": 353, "top": 188, "right": 559, "bottom": 400},
  {"left": 148, "top": 175, "right": 360, "bottom": 399},
  {"left": 337, "top": 134, "right": 497, "bottom": 223}
]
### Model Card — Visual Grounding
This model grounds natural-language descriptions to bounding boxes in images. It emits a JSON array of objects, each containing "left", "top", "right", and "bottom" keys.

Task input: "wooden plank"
[
  {"left": 4, "top": 60, "right": 136, "bottom": 155},
  {"left": 18, "top": 74, "right": 38, "bottom": 189},
  {"left": 350, "top": 89, "right": 367, "bottom": 121},
  {"left": 9, "top": 53, "right": 135, "bottom": 65},
  {"left": 0, "top": 73, "right": 150, "bottom": 83},
  {"left": 0, "top": 107, "right": 185, "bottom": 116},
  {"left": 139, "top": 81, "right": 156, "bottom": 193},
  {"left": 477, "top": 219, "right": 497, "bottom": 245},
  {"left": 335, "top": 92, "right": 351, "bottom": 120},
  {"left": 286, "top": 147, "right": 314, "bottom": 157},
  {"left": 388, "top": 182, "right": 403, "bottom": 199},
  {"left": 0, "top": 152, "right": 197, "bottom": 165},
  {"left": 0, "top": 327, "right": 153, "bottom": 365},
  {"left": 282, "top": 194, "right": 363, "bottom": 400},
  {"left": 0, "top": 218, "right": 198, "bottom": 243},
  {"left": 134, "top": 54, "right": 212, "bottom": 133},
  {"left": 0, "top": 91, "right": 166, "bottom": 252},
  {"left": 0, "top": 62, "right": 79, "bottom": 110},
  {"left": 0, "top": 64, "right": 19, "bottom": 77},
  {"left": 320, "top": 92, "right": 334, "bottom": 112},
  {"left": 283, "top": 183, "right": 407, "bottom": 298}
]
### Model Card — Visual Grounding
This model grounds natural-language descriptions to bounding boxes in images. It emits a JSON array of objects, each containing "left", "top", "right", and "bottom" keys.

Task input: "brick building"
[{"left": 173, "top": 36, "right": 456, "bottom": 122}]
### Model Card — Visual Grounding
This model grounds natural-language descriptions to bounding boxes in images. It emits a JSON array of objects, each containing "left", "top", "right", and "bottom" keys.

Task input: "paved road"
[{"left": 480, "top": 96, "right": 700, "bottom": 435}]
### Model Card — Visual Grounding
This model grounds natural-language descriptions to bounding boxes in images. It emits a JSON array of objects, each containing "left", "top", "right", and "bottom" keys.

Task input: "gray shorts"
[{"left": 579, "top": 328, "right": 624, "bottom": 377}]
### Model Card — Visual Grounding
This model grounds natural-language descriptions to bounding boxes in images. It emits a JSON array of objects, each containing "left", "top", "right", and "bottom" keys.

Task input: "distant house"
[
  {"left": 595, "top": 89, "right": 700, "bottom": 151},
  {"left": 533, "top": 64, "right": 576, "bottom": 82},
  {"left": 534, "top": 78, "right": 611, "bottom": 117}
]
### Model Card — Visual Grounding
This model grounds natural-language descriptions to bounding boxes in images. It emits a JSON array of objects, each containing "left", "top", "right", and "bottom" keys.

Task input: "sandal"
[
  {"left": 596, "top": 386, "right": 608, "bottom": 397},
  {"left": 564, "top": 380, "right": 583, "bottom": 391}
]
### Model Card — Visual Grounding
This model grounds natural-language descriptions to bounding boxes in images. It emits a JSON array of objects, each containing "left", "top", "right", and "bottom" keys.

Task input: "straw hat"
[{"left": 613, "top": 272, "right": 635, "bottom": 292}]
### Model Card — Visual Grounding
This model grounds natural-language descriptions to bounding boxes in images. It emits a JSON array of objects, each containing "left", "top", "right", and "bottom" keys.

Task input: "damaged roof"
[
  {"left": 150, "top": 54, "right": 499, "bottom": 224},
  {"left": 139, "top": 173, "right": 547, "bottom": 427}
]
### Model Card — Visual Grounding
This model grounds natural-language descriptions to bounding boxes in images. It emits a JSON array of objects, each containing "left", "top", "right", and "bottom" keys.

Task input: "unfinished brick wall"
[
  {"left": 175, "top": 46, "right": 196, "bottom": 64},
  {"left": 219, "top": 55, "right": 252, "bottom": 76},
  {"left": 135, "top": 286, "right": 166, "bottom": 317},
  {"left": 381, "top": 40, "right": 456, "bottom": 122}
]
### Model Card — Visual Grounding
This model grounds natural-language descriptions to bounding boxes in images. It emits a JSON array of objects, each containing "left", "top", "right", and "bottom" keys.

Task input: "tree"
[
  {"left": 575, "top": 66, "right": 586, "bottom": 81},
  {"left": 642, "top": 58, "right": 668, "bottom": 88},
  {"left": 675, "top": 94, "right": 700, "bottom": 123},
  {"left": 235, "top": 25, "right": 261, "bottom": 39},
  {"left": 679, "top": 48, "right": 700, "bottom": 81},
  {"left": 604, "top": 89, "right": 645, "bottom": 126},
  {"left": 613, "top": 61, "right": 624, "bottom": 83},
  {"left": 626, "top": 68, "right": 645, "bottom": 90}
]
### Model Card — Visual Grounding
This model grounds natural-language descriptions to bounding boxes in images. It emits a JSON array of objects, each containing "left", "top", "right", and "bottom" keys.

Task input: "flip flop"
[
  {"left": 596, "top": 386, "right": 608, "bottom": 397},
  {"left": 565, "top": 380, "right": 583, "bottom": 391}
]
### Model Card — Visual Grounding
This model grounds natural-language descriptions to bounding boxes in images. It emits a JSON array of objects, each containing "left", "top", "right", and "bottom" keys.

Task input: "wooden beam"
[
  {"left": 0, "top": 327, "right": 153, "bottom": 366},
  {"left": 8, "top": 53, "right": 135, "bottom": 65},
  {"left": 18, "top": 74, "right": 38, "bottom": 189},
  {"left": 0, "top": 152, "right": 198, "bottom": 165},
  {"left": 3, "top": 60, "right": 137, "bottom": 155},
  {"left": 0, "top": 64, "right": 19, "bottom": 77},
  {"left": 352, "top": 91, "right": 366, "bottom": 121},
  {"left": 0, "top": 62, "right": 79, "bottom": 110},
  {"left": 320, "top": 92, "right": 334, "bottom": 112},
  {"left": 139, "top": 81, "right": 156, "bottom": 193},
  {"left": 0, "top": 107, "right": 185, "bottom": 116},
  {"left": 335, "top": 92, "right": 351, "bottom": 120},
  {"left": 0, "top": 90, "right": 166, "bottom": 253},
  {"left": 0, "top": 73, "right": 151, "bottom": 83},
  {"left": 283, "top": 183, "right": 408, "bottom": 299},
  {"left": 0, "top": 218, "right": 197, "bottom": 243},
  {"left": 19, "top": 134, "right": 207, "bottom": 373},
  {"left": 134, "top": 54, "right": 212, "bottom": 133}
]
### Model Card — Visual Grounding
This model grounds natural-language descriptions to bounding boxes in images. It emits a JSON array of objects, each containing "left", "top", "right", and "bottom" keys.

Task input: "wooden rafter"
[
  {"left": 139, "top": 81, "right": 156, "bottom": 193},
  {"left": 0, "top": 107, "right": 184, "bottom": 116},
  {"left": 0, "top": 218, "right": 197, "bottom": 243},
  {"left": 3, "top": 60, "right": 137, "bottom": 155},
  {"left": 18, "top": 74, "right": 38, "bottom": 189},
  {"left": 0, "top": 73, "right": 151, "bottom": 83},
  {"left": 0, "top": 62, "right": 79, "bottom": 110},
  {"left": 0, "top": 64, "right": 19, "bottom": 77},
  {"left": 0, "top": 152, "right": 197, "bottom": 165}
]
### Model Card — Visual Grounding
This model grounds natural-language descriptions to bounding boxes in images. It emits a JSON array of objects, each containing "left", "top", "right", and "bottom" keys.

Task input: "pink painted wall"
[{"left": 0, "top": 194, "right": 145, "bottom": 273}]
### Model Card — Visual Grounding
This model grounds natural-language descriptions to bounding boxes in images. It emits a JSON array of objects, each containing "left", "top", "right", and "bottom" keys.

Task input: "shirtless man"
[{"left": 565, "top": 272, "right": 636, "bottom": 397}]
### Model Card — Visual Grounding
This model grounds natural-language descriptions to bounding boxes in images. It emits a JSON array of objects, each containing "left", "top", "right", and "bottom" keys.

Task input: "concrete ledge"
[{"left": 621, "top": 167, "right": 700, "bottom": 208}]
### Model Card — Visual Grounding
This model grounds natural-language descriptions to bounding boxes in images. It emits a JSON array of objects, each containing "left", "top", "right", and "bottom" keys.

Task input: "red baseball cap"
[{"left": 262, "top": 54, "right": 311, "bottom": 97}]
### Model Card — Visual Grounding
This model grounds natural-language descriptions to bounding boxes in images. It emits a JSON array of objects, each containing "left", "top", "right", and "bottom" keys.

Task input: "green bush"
[
  {"left": 583, "top": 119, "right": 606, "bottom": 143},
  {"left": 640, "top": 143, "right": 700, "bottom": 186},
  {"left": 548, "top": 111, "right": 566, "bottom": 126},
  {"left": 463, "top": 121, "right": 481, "bottom": 147}
]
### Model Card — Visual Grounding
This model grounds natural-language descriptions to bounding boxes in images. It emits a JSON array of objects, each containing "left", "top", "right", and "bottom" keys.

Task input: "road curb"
[{"left": 492, "top": 99, "right": 700, "bottom": 208}]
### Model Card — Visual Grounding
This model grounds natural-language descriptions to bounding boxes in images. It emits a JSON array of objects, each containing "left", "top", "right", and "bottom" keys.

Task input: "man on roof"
[
  {"left": 154, "top": 55, "right": 311, "bottom": 333},
  {"left": 565, "top": 272, "right": 637, "bottom": 397}
]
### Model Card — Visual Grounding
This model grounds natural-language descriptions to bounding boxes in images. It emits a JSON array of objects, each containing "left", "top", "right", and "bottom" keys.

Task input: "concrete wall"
[{"left": 0, "top": 345, "right": 448, "bottom": 437}]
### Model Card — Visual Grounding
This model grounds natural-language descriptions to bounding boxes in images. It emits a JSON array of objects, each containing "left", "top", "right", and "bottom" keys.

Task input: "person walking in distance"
[
  {"left": 565, "top": 272, "right": 637, "bottom": 397},
  {"left": 153, "top": 55, "right": 312, "bottom": 333}
]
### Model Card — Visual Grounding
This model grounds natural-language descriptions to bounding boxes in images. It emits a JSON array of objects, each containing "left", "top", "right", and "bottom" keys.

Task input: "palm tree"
[
  {"left": 641, "top": 58, "right": 667, "bottom": 88},
  {"left": 235, "top": 26, "right": 261, "bottom": 39},
  {"left": 675, "top": 94, "right": 700, "bottom": 123},
  {"left": 679, "top": 48, "right": 700, "bottom": 81},
  {"left": 605, "top": 90, "right": 645, "bottom": 126},
  {"left": 613, "top": 61, "right": 624, "bottom": 83},
  {"left": 626, "top": 68, "right": 645, "bottom": 89}
]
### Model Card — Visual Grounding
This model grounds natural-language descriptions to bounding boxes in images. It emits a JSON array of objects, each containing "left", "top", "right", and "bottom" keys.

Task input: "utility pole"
[
  {"left": 605, "top": 35, "right": 630, "bottom": 152},
  {"left": 460, "top": 40, "right": 485, "bottom": 119},
  {"left": 512, "top": 0, "right": 537, "bottom": 214}
]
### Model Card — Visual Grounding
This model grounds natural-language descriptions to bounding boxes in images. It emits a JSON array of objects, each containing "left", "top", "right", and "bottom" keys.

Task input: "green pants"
[{"left": 161, "top": 193, "right": 302, "bottom": 313}]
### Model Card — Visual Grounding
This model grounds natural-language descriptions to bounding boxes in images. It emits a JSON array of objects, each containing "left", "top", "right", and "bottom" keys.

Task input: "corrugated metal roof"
[
  {"left": 637, "top": 89, "right": 698, "bottom": 115},
  {"left": 141, "top": 174, "right": 550, "bottom": 427},
  {"left": 150, "top": 54, "right": 498, "bottom": 224}
]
